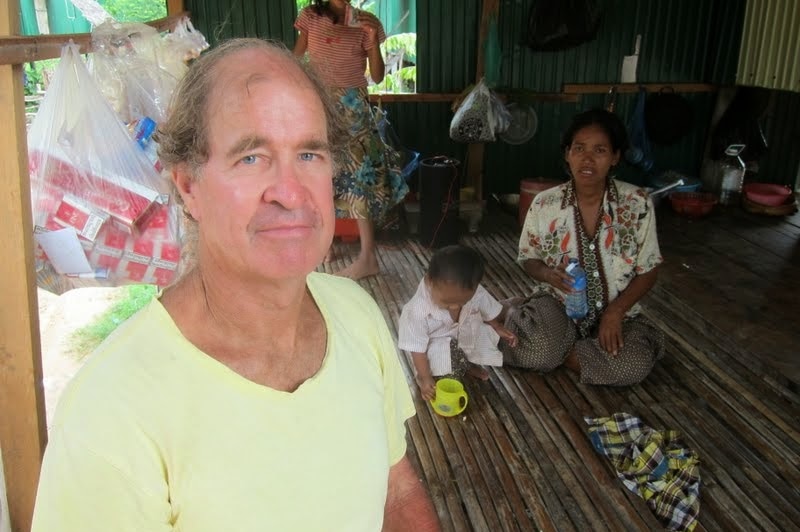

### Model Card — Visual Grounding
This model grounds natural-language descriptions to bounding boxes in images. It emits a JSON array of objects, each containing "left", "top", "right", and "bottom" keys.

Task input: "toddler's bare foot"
[
  {"left": 335, "top": 253, "right": 379, "bottom": 280},
  {"left": 467, "top": 365, "right": 490, "bottom": 381}
]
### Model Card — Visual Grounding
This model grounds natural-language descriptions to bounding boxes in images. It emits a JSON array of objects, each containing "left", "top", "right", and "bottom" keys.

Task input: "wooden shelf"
[
  {"left": 368, "top": 93, "right": 461, "bottom": 103},
  {"left": 563, "top": 82, "right": 718, "bottom": 94}
]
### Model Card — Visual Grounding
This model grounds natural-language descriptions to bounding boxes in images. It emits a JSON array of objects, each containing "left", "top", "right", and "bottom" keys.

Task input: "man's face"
[{"left": 177, "top": 50, "right": 335, "bottom": 282}]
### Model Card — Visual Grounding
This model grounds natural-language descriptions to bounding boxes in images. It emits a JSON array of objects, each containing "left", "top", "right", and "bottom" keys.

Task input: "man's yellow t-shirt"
[{"left": 32, "top": 272, "right": 415, "bottom": 531}]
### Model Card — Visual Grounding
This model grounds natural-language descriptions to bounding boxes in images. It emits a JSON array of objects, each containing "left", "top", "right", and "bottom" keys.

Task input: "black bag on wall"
[{"left": 525, "top": 0, "right": 604, "bottom": 51}]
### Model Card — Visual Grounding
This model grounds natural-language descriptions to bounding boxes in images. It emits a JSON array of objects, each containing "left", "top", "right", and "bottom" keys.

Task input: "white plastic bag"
[
  {"left": 449, "top": 78, "right": 511, "bottom": 143},
  {"left": 28, "top": 42, "right": 182, "bottom": 292}
]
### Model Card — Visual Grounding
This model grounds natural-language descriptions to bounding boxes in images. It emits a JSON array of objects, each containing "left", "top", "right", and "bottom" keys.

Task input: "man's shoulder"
[
  {"left": 308, "top": 272, "right": 378, "bottom": 311},
  {"left": 50, "top": 299, "right": 176, "bottom": 429}
]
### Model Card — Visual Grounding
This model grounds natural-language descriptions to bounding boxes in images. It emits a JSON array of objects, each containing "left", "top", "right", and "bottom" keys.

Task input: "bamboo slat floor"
[{"left": 320, "top": 202, "right": 800, "bottom": 531}]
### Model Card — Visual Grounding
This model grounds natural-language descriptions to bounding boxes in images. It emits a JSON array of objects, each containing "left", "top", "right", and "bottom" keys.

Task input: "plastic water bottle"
[
  {"left": 132, "top": 117, "right": 162, "bottom": 172},
  {"left": 718, "top": 144, "right": 746, "bottom": 206},
  {"left": 564, "top": 258, "right": 588, "bottom": 319}
]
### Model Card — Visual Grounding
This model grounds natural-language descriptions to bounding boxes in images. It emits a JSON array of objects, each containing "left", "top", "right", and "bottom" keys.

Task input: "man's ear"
[{"left": 173, "top": 164, "right": 200, "bottom": 221}]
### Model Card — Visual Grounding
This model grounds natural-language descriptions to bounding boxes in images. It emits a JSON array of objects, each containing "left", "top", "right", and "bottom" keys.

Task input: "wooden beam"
[
  {"left": 369, "top": 92, "right": 462, "bottom": 103},
  {"left": 368, "top": 91, "right": 578, "bottom": 105},
  {"left": 563, "top": 83, "right": 718, "bottom": 94},
  {"left": 166, "top": 0, "right": 185, "bottom": 16},
  {"left": 475, "top": 0, "right": 499, "bottom": 81},
  {"left": 465, "top": 0, "right": 500, "bottom": 202},
  {"left": 0, "top": 6, "right": 48, "bottom": 532},
  {"left": 0, "top": 12, "right": 190, "bottom": 65}
]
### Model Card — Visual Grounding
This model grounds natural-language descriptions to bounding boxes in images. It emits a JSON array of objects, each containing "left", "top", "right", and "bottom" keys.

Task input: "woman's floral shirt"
[{"left": 518, "top": 179, "right": 662, "bottom": 335}]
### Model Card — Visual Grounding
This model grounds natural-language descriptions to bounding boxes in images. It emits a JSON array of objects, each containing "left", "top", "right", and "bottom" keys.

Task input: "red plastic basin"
[
  {"left": 670, "top": 192, "right": 717, "bottom": 218},
  {"left": 743, "top": 183, "right": 793, "bottom": 207}
]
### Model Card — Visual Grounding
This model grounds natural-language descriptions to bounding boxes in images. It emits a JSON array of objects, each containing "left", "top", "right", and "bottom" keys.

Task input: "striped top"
[{"left": 295, "top": 6, "right": 386, "bottom": 88}]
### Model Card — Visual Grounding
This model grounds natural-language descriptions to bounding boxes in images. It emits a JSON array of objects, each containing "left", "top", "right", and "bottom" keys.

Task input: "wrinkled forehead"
[{"left": 208, "top": 48, "right": 318, "bottom": 109}]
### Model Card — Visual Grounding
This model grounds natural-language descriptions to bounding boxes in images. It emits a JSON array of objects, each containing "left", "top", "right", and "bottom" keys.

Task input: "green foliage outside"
[
  {"left": 69, "top": 284, "right": 157, "bottom": 359},
  {"left": 99, "top": 0, "right": 167, "bottom": 24},
  {"left": 23, "top": 58, "right": 58, "bottom": 96},
  {"left": 370, "top": 32, "right": 416, "bottom": 93}
]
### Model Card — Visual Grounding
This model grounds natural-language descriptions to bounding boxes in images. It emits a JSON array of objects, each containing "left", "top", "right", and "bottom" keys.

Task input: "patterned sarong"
[{"left": 330, "top": 87, "right": 407, "bottom": 223}]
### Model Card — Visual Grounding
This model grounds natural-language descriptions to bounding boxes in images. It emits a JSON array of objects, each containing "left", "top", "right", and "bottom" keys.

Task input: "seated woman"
[{"left": 504, "top": 108, "right": 664, "bottom": 386}]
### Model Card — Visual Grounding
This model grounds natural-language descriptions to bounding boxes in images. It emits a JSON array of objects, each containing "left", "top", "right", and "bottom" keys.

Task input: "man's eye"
[
  {"left": 241, "top": 155, "right": 257, "bottom": 165},
  {"left": 299, "top": 152, "right": 317, "bottom": 162}
]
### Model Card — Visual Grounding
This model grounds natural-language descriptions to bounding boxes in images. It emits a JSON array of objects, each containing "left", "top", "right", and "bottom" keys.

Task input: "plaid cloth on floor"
[{"left": 585, "top": 412, "right": 701, "bottom": 532}]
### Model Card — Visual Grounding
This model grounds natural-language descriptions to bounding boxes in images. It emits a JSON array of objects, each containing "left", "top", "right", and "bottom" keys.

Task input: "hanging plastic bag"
[
  {"left": 89, "top": 20, "right": 179, "bottom": 124},
  {"left": 374, "top": 105, "right": 420, "bottom": 180},
  {"left": 449, "top": 79, "right": 511, "bottom": 143},
  {"left": 162, "top": 16, "right": 210, "bottom": 77},
  {"left": 28, "top": 42, "right": 182, "bottom": 293}
]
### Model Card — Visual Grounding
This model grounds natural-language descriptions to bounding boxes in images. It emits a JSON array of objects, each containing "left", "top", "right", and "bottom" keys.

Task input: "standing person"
[
  {"left": 398, "top": 245, "right": 517, "bottom": 401},
  {"left": 31, "top": 39, "right": 439, "bottom": 532},
  {"left": 505, "top": 108, "right": 665, "bottom": 386},
  {"left": 294, "top": 0, "right": 408, "bottom": 280}
]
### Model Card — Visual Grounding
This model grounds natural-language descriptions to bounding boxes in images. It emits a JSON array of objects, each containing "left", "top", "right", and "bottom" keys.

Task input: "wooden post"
[
  {"left": 166, "top": 0, "right": 185, "bottom": 16},
  {"left": 465, "top": 0, "right": 500, "bottom": 201},
  {"left": 0, "top": 2, "right": 48, "bottom": 532}
]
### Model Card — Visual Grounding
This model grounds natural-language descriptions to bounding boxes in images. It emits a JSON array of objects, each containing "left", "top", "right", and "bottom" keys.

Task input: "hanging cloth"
[{"left": 625, "top": 87, "right": 654, "bottom": 172}]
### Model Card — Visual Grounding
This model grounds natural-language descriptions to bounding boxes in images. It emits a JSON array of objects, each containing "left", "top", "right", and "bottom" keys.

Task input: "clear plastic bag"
[
  {"left": 163, "top": 16, "right": 210, "bottom": 64},
  {"left": 89, "top": 21, "right": 179, "bottom": 124},
  {"left": 449, "top": 79, "right": 511, "bottom": 143},
  {"left": 28, "top": 42, "right": 182, "bottom": 293}
]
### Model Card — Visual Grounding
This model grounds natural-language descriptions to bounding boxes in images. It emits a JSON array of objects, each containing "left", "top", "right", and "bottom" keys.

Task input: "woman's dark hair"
[
  {"left": 426, "top": 245, "right": 485, "bottom": 290},
  {"left": 560, "top": 108, "right": 630, "bottom": 155},
  {"left": 310, "top": 0, "right": 338, "bottom": 21}
]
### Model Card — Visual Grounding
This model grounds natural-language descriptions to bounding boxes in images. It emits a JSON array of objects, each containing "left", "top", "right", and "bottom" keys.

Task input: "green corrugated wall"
[{"left": 184, "top": 0, "right": 798, "bottom": 191}]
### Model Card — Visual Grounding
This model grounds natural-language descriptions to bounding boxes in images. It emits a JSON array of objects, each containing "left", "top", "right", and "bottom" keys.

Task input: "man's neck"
[{"left": 163, "top": 266, "right": 310, "bottom": 346}]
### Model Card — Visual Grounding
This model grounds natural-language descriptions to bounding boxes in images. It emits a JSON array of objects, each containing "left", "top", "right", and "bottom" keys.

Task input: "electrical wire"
[{"left": 424, "top": 160, "right": 460, "bottom": 249}]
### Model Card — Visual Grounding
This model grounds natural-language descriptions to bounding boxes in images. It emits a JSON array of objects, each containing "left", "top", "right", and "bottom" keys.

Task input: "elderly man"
[{"left": 32, "top": 38, "right": 439, "bottom": 532}]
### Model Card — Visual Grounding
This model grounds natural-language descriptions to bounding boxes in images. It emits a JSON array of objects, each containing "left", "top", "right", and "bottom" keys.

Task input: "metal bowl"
[{"left": 499, "top": 193, "right": 520, "bottom": 209}]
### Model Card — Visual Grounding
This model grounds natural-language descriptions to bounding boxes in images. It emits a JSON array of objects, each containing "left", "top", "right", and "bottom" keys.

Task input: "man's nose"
[{"left": 262, "top": 160, "right": 307, "bottom": 207}]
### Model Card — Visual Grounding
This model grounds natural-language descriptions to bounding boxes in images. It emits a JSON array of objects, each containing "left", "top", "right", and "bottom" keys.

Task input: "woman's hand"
[
  {"left": 547, "top": 263, "right": 575, "bottom": 292},
  {"left": 487, "top": 319, "right": 518, "bottom": 348},
  {"left": 356, "top": 11, "right": 381, "bottom": 45},
  {"left": 598, "top": 308, "right": 624, "bottom": 356},
  {"left": 416, "top": 375, "right": 436, "bottom": 402},
  {"left": 498, "top": 326, "right": 518, "bottom": 348}
]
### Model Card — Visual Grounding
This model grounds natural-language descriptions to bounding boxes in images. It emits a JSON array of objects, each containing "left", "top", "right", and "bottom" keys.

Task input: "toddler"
[{"left": 398, "top": 245, "right": 517, "bottom": 401}]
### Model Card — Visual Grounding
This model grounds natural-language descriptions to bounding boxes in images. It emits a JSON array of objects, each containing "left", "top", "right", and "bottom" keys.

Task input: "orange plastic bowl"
[
  {"left": 743, "top": 183, "right": 792, "bottom": 207},
  {"left": 670, "top": 192, "right": 717, "bottom": 218}
]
